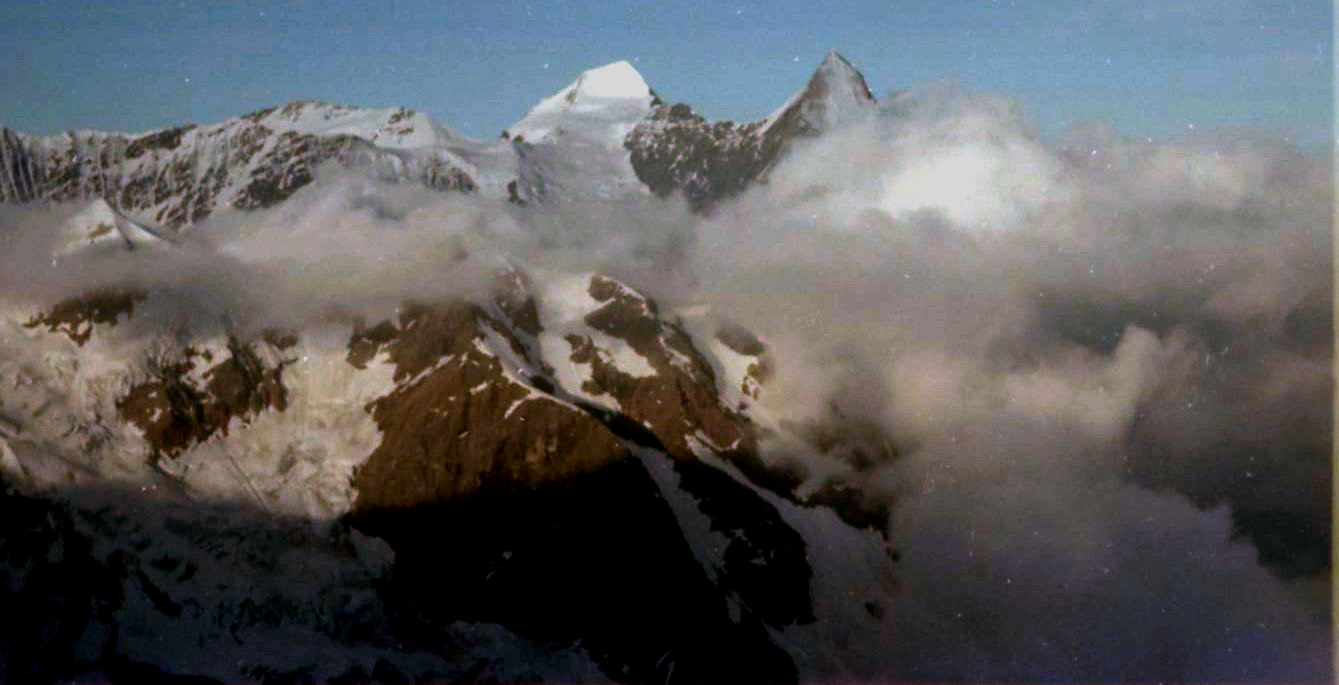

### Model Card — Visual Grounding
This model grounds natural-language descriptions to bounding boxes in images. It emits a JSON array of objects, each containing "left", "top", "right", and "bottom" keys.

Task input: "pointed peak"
[
  {"left": 806, "top": 51, "right": 873, "bottom": 101},
  {"left": 820, "top": 50, "right": 852, "bottom": 68},
  {"left": 762, "top": 51, "right": 876, "bottom": 134},
  {"left": 505, "top": 60, "right": 658, "bottom": 143},
  {"left": 564, "top": 61, "right": 653, "bottom": 103}
]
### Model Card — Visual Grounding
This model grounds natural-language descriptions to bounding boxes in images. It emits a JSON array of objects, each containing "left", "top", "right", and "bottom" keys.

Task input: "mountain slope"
[{"left": 0, "top": 261, "right": 898, "bottom": 683}]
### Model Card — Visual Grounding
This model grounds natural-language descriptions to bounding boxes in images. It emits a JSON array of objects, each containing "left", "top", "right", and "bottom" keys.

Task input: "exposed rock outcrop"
[
  {"left": 117, "top": 338, "right": 291, "bottom": 461},
  {"left": 339, "top": 272, "right": 831, "bottom": 683},
  {"left": 348, "top": 299, "right": 626, "bottom": 512},
  {"left": 625, "top": 51, "right": 877, "bottom": 211},
  {"left": 23, "top": 289, "right": 146, "bottom": 346}
]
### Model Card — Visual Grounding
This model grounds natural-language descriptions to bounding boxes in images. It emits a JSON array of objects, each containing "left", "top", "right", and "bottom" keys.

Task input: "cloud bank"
[{"left": 692, "top": 83, "right": 1331, "bottom": 681}]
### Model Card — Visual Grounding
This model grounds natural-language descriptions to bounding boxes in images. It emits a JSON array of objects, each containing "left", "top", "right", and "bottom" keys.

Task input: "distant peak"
[
  {"left": 762, "top": 51, "right": 877, "bottom": 133},
  {"left": 821, "top": 50, "right": 851, "bottom": 67},
  {"left": 565, "top": 61, "right": 653, "bottom": 102},
  {"left": 505, "top": 59, "right": 657, "bottom": 143},
  {"left": 807, "top": 51, "right": 873, "bottom": 99}
]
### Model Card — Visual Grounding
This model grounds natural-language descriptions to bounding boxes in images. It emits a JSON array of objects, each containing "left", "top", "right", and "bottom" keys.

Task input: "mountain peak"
[
  {"left": 762, "top": 51, "right": 877, "bottom": 135},
  {"left": 819, "top": 49, "right": 852, "bottom": 68},
  {"left": 564, "top": 61, "right": 653, "bottom": 103},
  {"left": 505, "top": 60, "right": 658, "bottom": 144},
  {"left": 805, "top": 50, "right": 875, "bottom": 109}
]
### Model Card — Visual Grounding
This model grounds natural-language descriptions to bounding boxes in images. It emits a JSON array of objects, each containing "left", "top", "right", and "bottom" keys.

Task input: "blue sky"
[{"left": 1, "top": 0, "right": 1331, "bottom": 149}]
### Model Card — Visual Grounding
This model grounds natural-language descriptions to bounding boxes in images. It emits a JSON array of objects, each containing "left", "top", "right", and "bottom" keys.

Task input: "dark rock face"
[
  {"left": 124, "top": 126, "right": 195, "bottom": 160},
  {"left": 490, "top": 266, "right": 544, "bottom": 337},
  {"left": 570, "top": 276, "right": 812, "bottom": 507},
  {"left": 419, "top": 156, "right": 478, "bottom": 193},
  {"left": 625, "top": 108, "right": 773, "bottom": 211},
  {"left": 577, "top": 276, "right": 750, "bottom": 456},
  {"left": 339, "top": 274, "right": 830, "bottom": 684},
  {"left": 715, "top": 321, "right": 767, "bottom": 357},
  {"left": 506, "top": 178, "right": 526, "bottom": 205},
  {"left": 356, "top": 458, "right": 799, "bottom": 685},
  {"left": 781, "top": 403, "right": 900, "bottom": 536},
  {"left": 0, "top": 478, "right": 124, "bottom": 684},
  {"left": 806, "top": 475, "right": 893, "bottom": 534},
  {"left": 117, "top": 338, "right": 291, "bottom": 461},
  {"left": 23, "top": 290, "right": 146, "bottom": 347},
  {"left": 0, "top": 126, "right": 41, "bottom": 203},
  {"left": 716, "top": 322, "right": 773, "bottom": 401},
  {"left": 672, "top": 457, "right": 816, "bottom": 628},
  {"left": 348, "top": 300, "right": 627, "bottom": 512},
  {"left": 625, "top": 51, "right": 877, "bottom": 211},
  {"left": 230, "top": 130, "right": 345, "bottom": 211},
  {"left": 0, "top": 474, "right": 490, "bottom": 685}
]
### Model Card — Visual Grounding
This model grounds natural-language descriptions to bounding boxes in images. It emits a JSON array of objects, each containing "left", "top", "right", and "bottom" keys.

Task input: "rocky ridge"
[
  {"left": 1, "top": 52, "right": 878, "bottom": 227},
  {"left": 0, "top": 101, "right": 479, "bottom": 230}
]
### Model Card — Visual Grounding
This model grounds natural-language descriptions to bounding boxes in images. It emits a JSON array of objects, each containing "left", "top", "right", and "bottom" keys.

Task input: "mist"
[
  {"left": 694, "top": 83, "right": 1332, "bottom": 680},
  {"left": 0, "top": 81, "right": 1330, "bottom": 681}
]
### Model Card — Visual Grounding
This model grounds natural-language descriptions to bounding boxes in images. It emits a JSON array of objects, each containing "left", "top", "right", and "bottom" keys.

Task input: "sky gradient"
[{"left": 1, "top": 0, "right": 1332, "bottom": 149}]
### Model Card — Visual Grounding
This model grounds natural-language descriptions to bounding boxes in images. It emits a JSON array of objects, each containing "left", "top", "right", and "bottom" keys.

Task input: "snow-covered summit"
[
  {"left": 533, "top": 61, "right": 655, "bottom": 110},
  {"left": 560, "top": 60, "right": 655, "bottom": 103},
  {"left": 504, "top": 61, "right": 659, "bottom": 145}
]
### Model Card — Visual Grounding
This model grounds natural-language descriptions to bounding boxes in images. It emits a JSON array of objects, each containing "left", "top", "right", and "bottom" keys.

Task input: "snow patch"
[
  {"left": 0, "top": 302, "right": 159, "bottom": 490},
  {"left": 534, "top": 273, "right": 659, "bottom": 411},
  {"left": 159, "top": 326, "right": 397, "bottom": 520},
  {"left": 256, "top": 102, "right": 458, "bottom": 150}
]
